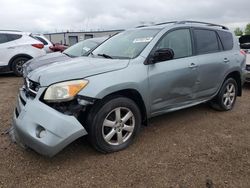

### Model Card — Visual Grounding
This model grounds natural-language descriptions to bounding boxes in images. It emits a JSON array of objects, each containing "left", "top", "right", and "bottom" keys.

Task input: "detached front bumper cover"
[{"left": 11, "top": 87, "right": 88, "bottom": 157}]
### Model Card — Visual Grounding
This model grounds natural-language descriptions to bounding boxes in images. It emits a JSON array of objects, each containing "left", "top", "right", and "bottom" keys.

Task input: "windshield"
[
  {"left": 92, "top": 29, "right": 160, "bottom": 59},
  {"left": 64, "top": 40, "right": 99, "bottom": 57}
]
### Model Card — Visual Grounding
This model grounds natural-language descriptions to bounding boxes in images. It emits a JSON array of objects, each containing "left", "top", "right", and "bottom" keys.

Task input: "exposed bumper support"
[{"left": 10, "top": 88, "right": 88, "bottom": 157}]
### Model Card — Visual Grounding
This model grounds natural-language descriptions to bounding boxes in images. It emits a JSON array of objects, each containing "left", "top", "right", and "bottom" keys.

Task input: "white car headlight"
[{"left": 44, "top": 80, "right": 88, "bottom": 102}]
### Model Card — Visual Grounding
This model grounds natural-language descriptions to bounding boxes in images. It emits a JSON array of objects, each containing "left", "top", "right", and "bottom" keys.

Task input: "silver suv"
[{"left": 11, "top": 21, "right": 246, "bottom": 157}]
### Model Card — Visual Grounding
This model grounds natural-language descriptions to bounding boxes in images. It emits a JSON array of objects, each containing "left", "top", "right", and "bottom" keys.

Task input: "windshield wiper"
[
  {"left": 97, "top": 53, "right": 113, "bottom": 59},
  {"left": 63, "top": 52, "right": 75, "bottom": 58}
]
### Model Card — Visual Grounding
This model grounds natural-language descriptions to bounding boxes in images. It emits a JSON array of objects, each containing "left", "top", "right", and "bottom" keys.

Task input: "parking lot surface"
[{"left": 0, "top": 74, "right": 249, "bottom": 187}]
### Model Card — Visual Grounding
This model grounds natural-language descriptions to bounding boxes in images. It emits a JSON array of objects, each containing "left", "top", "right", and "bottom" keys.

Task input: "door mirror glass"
[{"left": 151, "top": 48, "right": 174, "bottom": 63}]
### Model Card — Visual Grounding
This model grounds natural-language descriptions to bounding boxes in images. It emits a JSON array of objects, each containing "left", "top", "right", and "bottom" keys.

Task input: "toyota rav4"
[{"left": 10, "top": 21, "right": 246, "bottom": 157}]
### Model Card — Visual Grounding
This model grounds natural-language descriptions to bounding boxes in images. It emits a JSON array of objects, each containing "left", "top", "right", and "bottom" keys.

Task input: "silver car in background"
[
  {"left": 10, "top": 21, "right": 246, "bottom": 157},
  {"left": 23, "top": 37, "right": 108, "bottom": 77}
]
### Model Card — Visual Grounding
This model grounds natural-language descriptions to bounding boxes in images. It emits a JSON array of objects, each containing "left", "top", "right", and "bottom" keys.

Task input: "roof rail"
[
  {"left": 0, "top": 30, "right": 22, "bottom": 32},
  {"left": 136, "top": 20, "right": 229, "bottom": 30},
  {"left": 176, "top": 21, "right": 229, "bottom": 30},
  {"left": 154, "top": 21, "right": 178, "bottom": 26},
  {"left": 136, "top": 25, "right": 150, "bottom": 28},
  {"left": 136, "top": 21, "right": 178, "bottom": 28}
]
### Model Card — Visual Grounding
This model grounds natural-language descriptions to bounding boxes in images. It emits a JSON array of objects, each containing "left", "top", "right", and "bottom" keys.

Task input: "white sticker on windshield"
[
  {"left": 133, "top": 37, "right": 153, "bottom": 43},
  {"left": 82, "top": 47, "right": 91, "bottom": 51}
]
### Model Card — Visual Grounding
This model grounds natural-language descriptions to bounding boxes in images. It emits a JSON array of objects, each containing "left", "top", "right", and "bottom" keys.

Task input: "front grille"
[
  {"left": 24, "top": 78, "right": 40, "bottom": 98},
  {"left": 246, "top": 65, "right": 250, "bottom": 71}
]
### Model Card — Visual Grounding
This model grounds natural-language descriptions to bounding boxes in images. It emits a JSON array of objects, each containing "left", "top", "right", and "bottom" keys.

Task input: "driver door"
[{"left": 148, "top": 28, "right": 199, "bottom": 115}]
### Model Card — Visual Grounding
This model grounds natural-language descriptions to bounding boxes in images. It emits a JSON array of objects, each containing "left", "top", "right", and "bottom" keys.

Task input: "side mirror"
[{"left": 150, "top": 48, "right": 174, "bottom": 64}]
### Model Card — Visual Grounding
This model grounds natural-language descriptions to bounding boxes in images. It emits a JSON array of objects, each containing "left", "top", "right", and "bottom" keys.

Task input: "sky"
[{"left": 0, "top": 0, "right": 249, "bottom": 33}]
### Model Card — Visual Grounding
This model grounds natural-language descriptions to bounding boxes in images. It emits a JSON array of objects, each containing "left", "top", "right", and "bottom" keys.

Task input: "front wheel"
[
  {"left": 87, "top": 97, "right": 141, "bottom": 153},
  {"left": 210, "top": 78, "right": 238, "bottom": 111}
]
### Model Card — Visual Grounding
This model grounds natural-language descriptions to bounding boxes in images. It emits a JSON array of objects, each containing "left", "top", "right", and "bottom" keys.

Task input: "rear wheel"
[
  {"left": 210, "top": 78, "right": 238, "bottom": 111},
  {"left": 11, "top": 57, "right": 30, "bottom": 76},
  {"left": 87, "top": 97, "right": 141, "bottom": 153}
]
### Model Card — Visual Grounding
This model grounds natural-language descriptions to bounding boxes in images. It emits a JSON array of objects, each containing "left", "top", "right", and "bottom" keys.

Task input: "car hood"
[
  {"left": 27, "top": 57, "right": 130, "bottom": 86},
  {"left": 23, "top": 52, "right": 70, "bottom": 76}
]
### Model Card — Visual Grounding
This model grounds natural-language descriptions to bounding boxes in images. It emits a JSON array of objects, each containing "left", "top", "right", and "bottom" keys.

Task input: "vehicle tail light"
[
  {"left": 240, "top": 49, "right": 246, "bottom": 56},
  {"left": 32, "top": 44, "right": 44, "bottom": 49}
]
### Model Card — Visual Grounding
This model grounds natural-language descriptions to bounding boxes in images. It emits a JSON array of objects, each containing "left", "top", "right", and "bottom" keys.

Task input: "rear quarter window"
[
  {"left": 217, "top": 31, "right": 233, "bottom": 51},
  {"left": 193, "top": 29, "right": 220, "bottom": 55}
]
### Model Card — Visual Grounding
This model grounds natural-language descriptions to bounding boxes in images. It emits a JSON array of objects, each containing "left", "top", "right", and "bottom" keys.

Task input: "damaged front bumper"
[{"left": 10, "top": 86, "right": 88, "bottom": 157}]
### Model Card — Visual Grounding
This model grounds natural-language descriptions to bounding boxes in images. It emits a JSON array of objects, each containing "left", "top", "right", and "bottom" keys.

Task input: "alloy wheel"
[
  {"left": 222, "top": 83, "right": 236, "bottom": 108},
  {"left": 102, "top": 107, "right": 135, "bottom": 146},
  {"left": 15, "top": 59, "right": 26, "bottom": 74}
]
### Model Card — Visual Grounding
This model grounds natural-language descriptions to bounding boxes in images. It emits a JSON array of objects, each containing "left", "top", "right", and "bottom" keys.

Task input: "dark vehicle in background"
[
  {"left": 23, "top": 37, "right": 107, "bottom": 77},
  {"left": 49, "top": 43, "right": 68, "bottom": 52},
  {"left": 239, "top": 35, "right": 250, "bottom": 82}
]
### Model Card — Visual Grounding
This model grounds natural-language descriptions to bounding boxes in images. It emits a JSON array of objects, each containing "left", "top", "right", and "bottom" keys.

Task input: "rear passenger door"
[
  {"left": 0, "top": 34, "right": 21, "bottom": 66},
  {"left": 0, "top": 34, "right": 13, "bottom": 66},
  {"left": 191, "top": 28, "right": 229, "bottom": 99}
]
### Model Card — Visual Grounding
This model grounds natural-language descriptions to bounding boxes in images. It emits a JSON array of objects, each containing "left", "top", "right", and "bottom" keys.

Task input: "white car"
[
  {"left": 0, "top": 30, "right": 46, "bottom": 76},
  {"left": 33, "top": 34, "right": 54, "bottom": 53},
  {"left": 239, "top": 35, "right": 250, "bottom": 82},
  {"left": 244, "top": 49, "right": 250, "bottom": 82}
]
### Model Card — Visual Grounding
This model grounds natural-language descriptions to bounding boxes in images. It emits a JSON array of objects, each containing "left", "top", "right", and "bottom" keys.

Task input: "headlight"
[{"left": 44, "top": 80, "right": 88, "bottom": 102}]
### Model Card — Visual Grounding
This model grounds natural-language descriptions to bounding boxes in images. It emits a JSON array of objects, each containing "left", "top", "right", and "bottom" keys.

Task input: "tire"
[
  {"left": 11, "top": 57, "right": 30, "bottom": 76},
  {"left": 209, "top": 78, "right": 238, "bottom": 111},
  {"left": 87, "top": 97, "right": 141, "bottom": 153}
]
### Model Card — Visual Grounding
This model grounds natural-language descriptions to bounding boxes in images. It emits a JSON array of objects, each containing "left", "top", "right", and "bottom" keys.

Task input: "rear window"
[
  {"left": 217, "top": 31, "right": 233, "bottom": 51},
  {"left": 35, "top": 36, "right": 48, "bottom": 45},
  {"left": 193, "top": 29, "right": 220, "bottom": 55},
  {"left": 0, "top": 33, "right": 22, "bottom": 43}
]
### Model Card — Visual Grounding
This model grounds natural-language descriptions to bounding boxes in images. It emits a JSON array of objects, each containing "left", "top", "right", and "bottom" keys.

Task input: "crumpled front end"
[{"left": 10, "top": 79, "right": 88, "bottom": 157}]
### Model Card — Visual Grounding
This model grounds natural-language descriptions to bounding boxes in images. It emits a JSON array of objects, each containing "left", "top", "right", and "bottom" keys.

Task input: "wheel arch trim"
[{"left": 8, "top": 54, "right": 33, "bottom": 70}]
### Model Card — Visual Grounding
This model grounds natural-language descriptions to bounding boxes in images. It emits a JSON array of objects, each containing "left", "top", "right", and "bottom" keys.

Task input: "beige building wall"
[{"left": 44, "top": 30, "right": 123, "bottom": 46}]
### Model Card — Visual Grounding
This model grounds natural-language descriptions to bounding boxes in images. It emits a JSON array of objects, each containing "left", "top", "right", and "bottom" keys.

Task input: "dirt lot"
[{"left": 0, "top": 73, "right": 249, "bottom": 188}]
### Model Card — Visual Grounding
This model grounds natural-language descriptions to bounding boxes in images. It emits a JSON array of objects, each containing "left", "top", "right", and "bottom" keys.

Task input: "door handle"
[
  {"left": 189, "top": 63, "right": 198, "bottom": 68},
  {"left": 224, "top": 58, "right": 230, "bottom": 63}
]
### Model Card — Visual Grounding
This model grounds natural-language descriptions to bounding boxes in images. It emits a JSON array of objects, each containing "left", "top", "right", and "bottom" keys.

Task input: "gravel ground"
[{"left": 0, "top": 73, "right": 250, "bottom": 188}]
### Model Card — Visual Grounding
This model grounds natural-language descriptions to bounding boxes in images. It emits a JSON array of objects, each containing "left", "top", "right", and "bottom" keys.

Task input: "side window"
[
  {"left": 0, "top": 34, "right": 9, "bottom": 44},
  {"left": 0, "top": 34, "right": 22, "bottom": 44},
  {"left": 155, "top": 29, "right": 192, "bottom": 59},
  {"left": 217, "top": 31, "right": 233, "bottom": 51},
  {"left": 193, "top": 29, "right": 220, "bottom": 55}
]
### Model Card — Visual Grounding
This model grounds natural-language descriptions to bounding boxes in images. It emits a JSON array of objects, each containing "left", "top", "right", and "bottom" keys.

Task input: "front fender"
[{"left": 78, "top": 63, "right": 150, "bottom": 114}]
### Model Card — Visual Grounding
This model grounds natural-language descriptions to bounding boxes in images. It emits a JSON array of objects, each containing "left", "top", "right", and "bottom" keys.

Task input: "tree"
[
  {"left": 245, "top": 24, "right": 250, "bottom": 35},
  {"left": 234, "top": 27, "right": 243, "bottom": 36}
]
